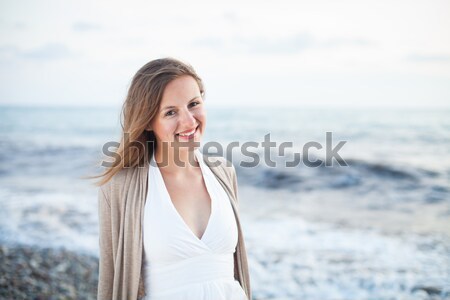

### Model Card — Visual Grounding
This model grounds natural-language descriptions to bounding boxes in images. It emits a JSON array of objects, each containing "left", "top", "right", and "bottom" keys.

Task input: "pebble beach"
[{"left": 0, "top": 244, "right": 98, "bottom": 299}]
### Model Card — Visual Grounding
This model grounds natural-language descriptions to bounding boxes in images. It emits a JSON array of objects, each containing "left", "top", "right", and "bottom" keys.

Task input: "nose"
[{"left": 179, "top": 108, "right": 197, "bottom": 128}]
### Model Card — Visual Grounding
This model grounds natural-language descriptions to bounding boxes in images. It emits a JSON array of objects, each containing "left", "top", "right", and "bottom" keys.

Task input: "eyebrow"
[{"left": 160, "top": 96, "right": 200, "bottom": 111}]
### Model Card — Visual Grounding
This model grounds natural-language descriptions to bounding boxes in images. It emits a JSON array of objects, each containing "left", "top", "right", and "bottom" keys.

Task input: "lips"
[{"left": 175, "top": 125, "right": 199, "bottom": 139}]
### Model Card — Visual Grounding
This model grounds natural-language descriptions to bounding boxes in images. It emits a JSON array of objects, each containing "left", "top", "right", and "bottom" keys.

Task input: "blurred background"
[{"left": 0, "top": 0, "right": 449, "bottom": 299}]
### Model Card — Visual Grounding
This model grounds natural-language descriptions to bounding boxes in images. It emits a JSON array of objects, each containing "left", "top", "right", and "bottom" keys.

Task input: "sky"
[{"left": 0, "top": 0, "right": 449, "bottom": 108}]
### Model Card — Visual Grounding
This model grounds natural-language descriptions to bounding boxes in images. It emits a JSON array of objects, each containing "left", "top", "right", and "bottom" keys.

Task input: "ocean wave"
[{"left": 235, "top": 155, "right": 449, "bottom": 204}]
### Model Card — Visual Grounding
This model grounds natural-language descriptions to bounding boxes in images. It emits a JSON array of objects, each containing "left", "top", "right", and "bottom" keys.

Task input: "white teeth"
[{"left": 177, "top": 128, "right": 196, "bottom": 136}]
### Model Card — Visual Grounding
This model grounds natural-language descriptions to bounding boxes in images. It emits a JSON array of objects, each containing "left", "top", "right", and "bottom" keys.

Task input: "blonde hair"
[{"left": 92, "top": 57, "right": 204, "bottom": 186}]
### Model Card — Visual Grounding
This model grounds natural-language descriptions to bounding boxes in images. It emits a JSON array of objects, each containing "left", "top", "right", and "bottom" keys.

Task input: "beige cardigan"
[{"left": 97, "top": 155, "right": 252, "bottom": 299}]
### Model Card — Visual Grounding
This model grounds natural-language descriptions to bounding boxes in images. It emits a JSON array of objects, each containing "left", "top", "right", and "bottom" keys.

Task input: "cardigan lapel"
[{"left": 203, "top": 156, "right": 251, "bottom": 300}]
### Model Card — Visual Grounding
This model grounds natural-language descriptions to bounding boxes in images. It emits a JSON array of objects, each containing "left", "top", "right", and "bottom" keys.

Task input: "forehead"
[{"left": 160, "top": 75, "right": 200, "bottom": 106}]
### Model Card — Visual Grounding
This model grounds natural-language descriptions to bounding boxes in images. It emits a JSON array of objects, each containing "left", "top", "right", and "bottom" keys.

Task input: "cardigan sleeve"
[{"left": 97, "top": 185, "right": 114, "bottom": 300}]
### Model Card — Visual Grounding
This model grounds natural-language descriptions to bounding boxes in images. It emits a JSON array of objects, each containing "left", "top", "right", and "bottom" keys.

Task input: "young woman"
[{"left": 95, "top": 58, "right": 251, "bottom": 300}]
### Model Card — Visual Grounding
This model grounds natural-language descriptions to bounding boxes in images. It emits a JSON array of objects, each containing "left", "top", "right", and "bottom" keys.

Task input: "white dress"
[{"left": 142, "top": 149, "right": 248, "bottom": 300}]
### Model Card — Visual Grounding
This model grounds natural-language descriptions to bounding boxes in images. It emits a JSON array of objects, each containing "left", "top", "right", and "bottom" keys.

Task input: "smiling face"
[{"left": 149, "top": 75, "right": 206, "bottom": 156}]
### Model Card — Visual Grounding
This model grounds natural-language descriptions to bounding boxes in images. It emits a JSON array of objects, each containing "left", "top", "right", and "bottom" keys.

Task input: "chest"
[
  {"left": 162, "top": 172, "right": 212, "bottom": 238},
  {"left": 143, "top": 161, "right": 240, "bottom": 263}
]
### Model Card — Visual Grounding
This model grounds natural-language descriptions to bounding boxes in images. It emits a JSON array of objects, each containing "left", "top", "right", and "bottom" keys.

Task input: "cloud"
[
  {"left": 193, "top": 33, "right": 374, "bottom": 54},
  {"left": 20, "top": 43, "right": 72, "bottom": 60},
  {"left": 192, "top": 37, "right": 224, "bottom": 49},
  {"left": 237, "top": 33, "right": 314, "bottom": 54},
  {"left": 406, "top": 54, "right": 450, "bottom": 63},
  {"left": 320, "top": 37, "right": 374, "bottom": 48},
  {"left": 222, "top": 11, "right": 238, "bottom": 23},
  {"left": 0, "top": 45, "right": 18, "bottom": 55},
  {"left": 72, "top": 22, "right": 101, "bottom": 32},
  {"left": 192, "top": 33, "right": 314, "bottom": 54}
]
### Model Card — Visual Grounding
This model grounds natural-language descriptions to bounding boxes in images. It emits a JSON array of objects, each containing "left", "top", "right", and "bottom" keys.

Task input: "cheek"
[
  {"left": 195, "top": 109, "right": 207, "bottom": 124},
  {"left": 164, "top": 122, "right": 178, "bottom": 135},
  {"left": 153, "top": 119, "right": 177, "bottom": 138}
]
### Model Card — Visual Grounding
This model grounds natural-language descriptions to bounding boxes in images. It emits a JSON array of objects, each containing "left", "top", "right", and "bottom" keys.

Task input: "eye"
[
  {"left": 189, "top": 101, "right": 200, "bottom": 108},
  {"left": 165, "top": 110, "right": 175, "bottom": 117}
]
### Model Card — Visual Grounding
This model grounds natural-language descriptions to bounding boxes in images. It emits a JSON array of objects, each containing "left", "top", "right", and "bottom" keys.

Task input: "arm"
[{"left": 97, "top": 186, "right": 114, "bottom": 300}]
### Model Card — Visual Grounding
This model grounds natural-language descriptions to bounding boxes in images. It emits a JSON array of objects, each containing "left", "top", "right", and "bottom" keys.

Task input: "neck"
[{"left": 153, "top": 146, "right": 199, "bottom": 175}]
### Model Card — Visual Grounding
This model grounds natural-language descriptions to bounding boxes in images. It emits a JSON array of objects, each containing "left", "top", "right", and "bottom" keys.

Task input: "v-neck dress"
[{"left": 142, "top": 149, "right": 248, "bottom": 300}]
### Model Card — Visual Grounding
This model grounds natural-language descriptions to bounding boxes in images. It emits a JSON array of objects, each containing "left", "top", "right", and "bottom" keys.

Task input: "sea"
[{"left": 0, "top": 105, "right": 449, "bottom": 300}]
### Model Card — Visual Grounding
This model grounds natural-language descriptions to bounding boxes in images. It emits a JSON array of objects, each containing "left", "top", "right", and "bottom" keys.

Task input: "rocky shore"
[
  {"left": 0, "top": 244, "right": 98, "bottom": 299},
  {"left": 1, "top": 241, "right": 449, "bottom": 299}
]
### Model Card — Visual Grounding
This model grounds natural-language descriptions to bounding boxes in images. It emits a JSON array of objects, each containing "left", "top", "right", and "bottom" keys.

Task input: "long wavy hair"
[{"left": 92, "top": 57, "right": 204, "bottom": 186}]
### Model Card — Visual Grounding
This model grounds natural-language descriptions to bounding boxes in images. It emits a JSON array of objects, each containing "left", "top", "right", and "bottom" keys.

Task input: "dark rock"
[{"left": 0, "top": 244, "right": 98, "bottom": 299}]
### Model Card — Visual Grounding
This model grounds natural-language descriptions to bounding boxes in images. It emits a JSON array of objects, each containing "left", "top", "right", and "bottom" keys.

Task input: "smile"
[{"left": 175, "top": 126, "right": 199, "bottom": 139}]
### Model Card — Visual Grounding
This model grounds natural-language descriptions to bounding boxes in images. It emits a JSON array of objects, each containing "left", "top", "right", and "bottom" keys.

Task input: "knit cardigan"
[{"left": 97, "top": 155, "right": 252, "bottom": 299}]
